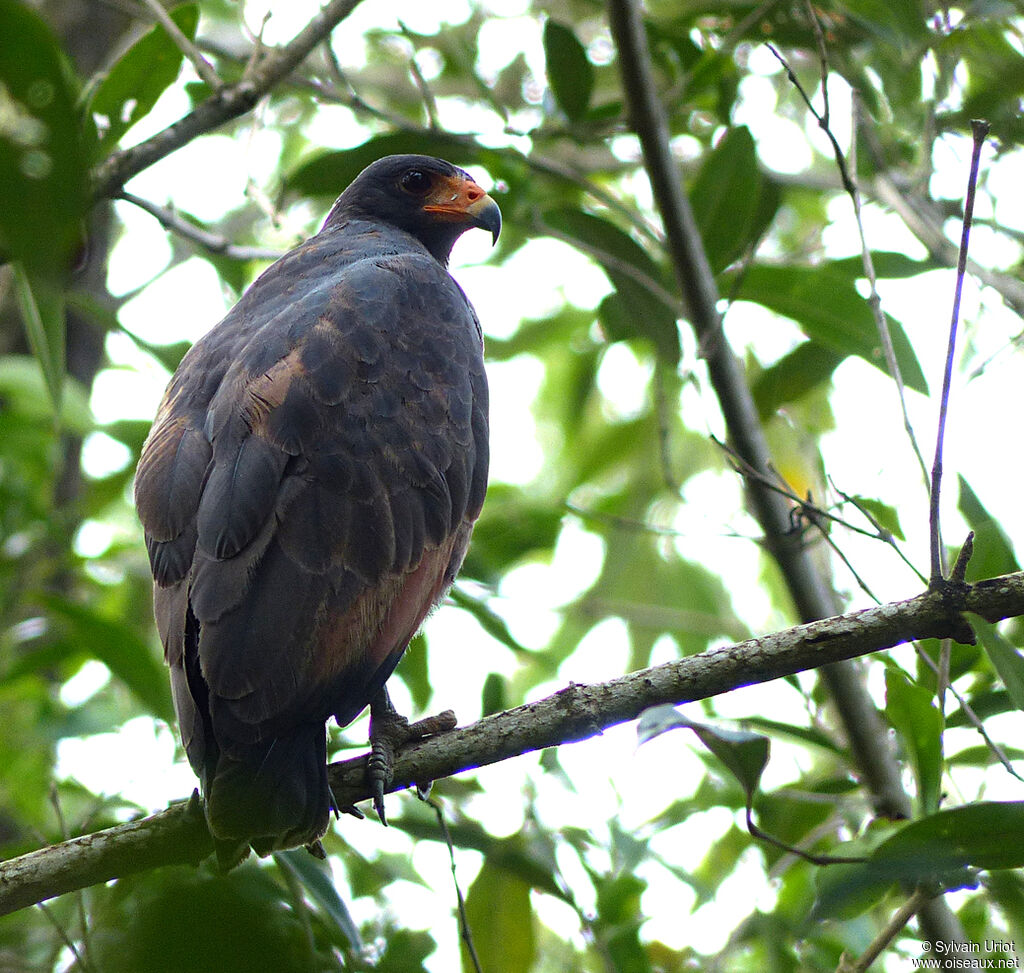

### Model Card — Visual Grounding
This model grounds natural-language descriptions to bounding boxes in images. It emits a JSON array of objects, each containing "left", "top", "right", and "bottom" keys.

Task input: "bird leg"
[{"left": 367, "top": 686, "right": 456, "bottom": 825}]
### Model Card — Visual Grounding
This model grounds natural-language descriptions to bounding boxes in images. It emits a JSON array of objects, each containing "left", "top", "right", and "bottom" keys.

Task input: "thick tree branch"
[
  {"left": 3, "top": 572, "right": 1023, "bottom": 917},
  {"left": 91, "top": 0, "right": 365, "bottom": 200},
  {"left": 604, "top": 0, "right": 968, "bottom": 950}
]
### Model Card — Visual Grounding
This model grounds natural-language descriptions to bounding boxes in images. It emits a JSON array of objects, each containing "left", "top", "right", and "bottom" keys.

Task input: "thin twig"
[
  {"left": 138, "top": 0, "right": 222, "bottom": 89},
  {"left": 398, "top": 21, "right": 440, "bottom": 129},
  {"left": 767, "top": 36, "right": 930, "bottom": 489},
  {"left": 913, "top": 641, "right": 1024, "bottom": 782},
  {"left": 49, "top": 786, "right": 93, "bottom": 965},
  {"left": 118, "top": 191, "right": 286, "bottom": 261},
  {"left": 241, "top": 9, "right": 273, "bottom": 81},
  {"left": 804, "top": 0, "right": 831, "bottom": 129},
  {"left": 186, "top": 33, "right": 665, "bottom": 250},
  {"left": 765, "top": 42, "right": 855, "bottom": 196},
  {"left": 746, "top": 811, "right": 864, "bottom": 866},
  {"left": 713, "top": 437, "right": 926, "bottom": 584},
  {"left": 849, "top": 93, "right": 930, "bottom": 488},
  {"left": 425, "top": 798, "right": 482, "bottom": 973},
  {"left": 829, "top": 480, "right": 929, "bottom": 586},
  {"left": 937, "top": 636, "right": 951, "bottom": 713},
  {"left": 816, "top": 521, "right": 882, "bottom": 604},
  {"left": 838, "top": 885, "right": 934, "bottom": 973},
  {"left": 929, "top": 121, "right": 989, "bottom": 584},
  {"left": 38, "top": 900, "right": 97, "bottom": 973},
  {"left": 765, "top": 163, "right": 1024, "bottom": 320}
]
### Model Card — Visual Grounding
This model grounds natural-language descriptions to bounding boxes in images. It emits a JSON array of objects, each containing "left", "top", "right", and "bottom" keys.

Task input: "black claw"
[
  {"left": 367, "top": 741, "right": 393, "bottom": 825},
  {"left": 366, "top": 686, "right": 456, "bottom": 825},
  {"left": 368, "top": 687, "right": 406, "bottom": 825},
  {"left": 373, "top": 781, "right": 388, "bottom": 826},
  {"left": 327, "top": 781, "right": 342, "bottom": 821},
  {"left": 304, "top": 839, "right": 327, "bottom": 859}
]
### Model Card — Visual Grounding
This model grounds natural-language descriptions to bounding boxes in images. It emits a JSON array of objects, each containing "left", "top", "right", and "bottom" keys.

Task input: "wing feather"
[
  {"left": 196, "top": 431, "right": 287, "bottom": 559},
  {"left": 135, "top": 414, "right": 211, "bottom": 542}
]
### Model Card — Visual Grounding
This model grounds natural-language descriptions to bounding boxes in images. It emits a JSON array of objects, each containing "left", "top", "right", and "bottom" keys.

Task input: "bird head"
[{"left": 325, "top": 154, "right": 501, "bottom": 263}]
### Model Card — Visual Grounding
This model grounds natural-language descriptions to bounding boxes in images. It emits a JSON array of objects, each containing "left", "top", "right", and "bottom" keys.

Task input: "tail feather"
[{"left": 204, "top": 723, "right": 331, "bottom": 855}]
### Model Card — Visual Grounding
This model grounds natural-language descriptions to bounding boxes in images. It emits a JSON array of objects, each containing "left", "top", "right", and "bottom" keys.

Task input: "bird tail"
[{"left": 204, "top": 723, "right": 332, "bottom": 857}]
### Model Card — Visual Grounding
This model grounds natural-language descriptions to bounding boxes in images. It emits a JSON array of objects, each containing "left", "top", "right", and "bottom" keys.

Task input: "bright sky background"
[{"left": 54, "top": 0, "right": 1024, "bottom": 968}]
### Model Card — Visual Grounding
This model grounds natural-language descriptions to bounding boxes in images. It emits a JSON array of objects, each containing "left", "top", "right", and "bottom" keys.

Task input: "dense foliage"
[{"left": 2, "top": 0, "right": 1024, "bottom": 969}]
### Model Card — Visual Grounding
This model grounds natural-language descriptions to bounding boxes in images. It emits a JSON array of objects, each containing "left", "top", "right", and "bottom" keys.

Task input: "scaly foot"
[{"left": 367, "top": 687, "right": 456, "bottom": 824}]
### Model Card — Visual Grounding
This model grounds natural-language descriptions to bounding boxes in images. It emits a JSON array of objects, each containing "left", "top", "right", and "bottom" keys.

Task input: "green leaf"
[
  {"left": 806, "top": 794, "right": 1015, "bottom": 925},
  {"left": 89, "top": 867, "right": 324, "bottom": 973},
  {"left": 462, "top": 859, "right": 536, "bottom": 973},
  {"left": 884, "top": 668, "right": 943, "bottom": 815},
  {"left": 449, "top": 585, "right": 530, "bottom": 656},
  {"left": 376, "top": 928, "right": 435, "bottom": 972},
  {"left": 10, "top": 265, "right": 65, "bottom": 414},
  {"left": 0, "top": 353, "right": 90, "bottom": 430},
  {"left": 850, "top": 496, "right": 905, "bottom": 541},
  {"left": 729, "top": 263, "right": 928, "bottom": 393},
  {"left": 690, "top": 126, "right": 778, "bottom": 273},
  {"left": 592, "top": 872, "right": 651, "bottom": 973},
  {"left": 543, "top": 20, "right": 593, "bottom": 121},
  {"left": 974, "top": 620, "right": 1024, "bottom": 715},
  {"left": 828, "top": 251, "right": 939, "bottom": 279},
  {"left": 837, "top": 0, "right": 930, "bottom": 49},
  {"left": 0, "top": 0, "right": 88, "bottom": 280},
  {"left": 958, "top": 476, "right": 1020, "bottom": 580},
  {"left": 812, "top": 858, "right": 893, "bottom": 921},
  {"left": 481, "top": 672, "right": 507, "bottom": 716},
  {"left": 737, "top": 715, "right": 844, "bottom": 754},
  {"left": 273, "top": 850, "right": 361, "bottom": 950},
  {"left": 873, "top": 801, "right": 1024, "bottom": 877},
  {"left": 638, "top": 707, "right": 769, "bottom": 805},
  {"left": 462, "top": 485, "right": 562, "bottom": 582},
  {"left": 752, "top": 340, "right": 844, "bottom": 418},
  {"left": 89, "top": 5, "right": 199, "bottom": 156},
  {"left": 391, "top": 808, "right": 567, "bottom": 901},
  {"left": 543, "top": 207, "right": 679, "bottom": 363},
  {"left": 40, "top": 595, "right": 174, "bottom": 723}
]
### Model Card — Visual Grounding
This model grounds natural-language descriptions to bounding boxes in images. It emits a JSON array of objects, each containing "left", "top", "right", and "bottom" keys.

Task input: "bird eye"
[{"left": 400, "top": 170, "right": 432, "bottom": 195}]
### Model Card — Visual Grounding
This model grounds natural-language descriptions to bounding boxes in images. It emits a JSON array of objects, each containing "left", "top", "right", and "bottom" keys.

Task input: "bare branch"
[
  {"left": 767, "top": 40, "right": 930, "bottom": 490},
  {"left": 3, "top": 570, "right": 1023, "bottom": 917},
  {"left": 91, "top": 0, "right": 366, "bottom": 199},
  {"left": 913, "top": 636, "right": 1024, "bottom": 783},
  {"left": 397, "top": 21, "right": 440, "bottom": 130},
  {"left": 119, "top": 191, "right": 286, "bottom": 261},
  {"left": 929, "top": 122, "right": 989, "bottom": 584},
  {"left": 840, "top": 886, "right": 935, "bottom": 973},
  {"left": 425, "top": 798, "right": 483, "bottom": 973},
  {"left": 137, "top": 0, "right": 221, "bottom": 89}
]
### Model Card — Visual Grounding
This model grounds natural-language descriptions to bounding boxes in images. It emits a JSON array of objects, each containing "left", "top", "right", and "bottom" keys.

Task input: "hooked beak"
[{"left": 423, "top": 174, "right": 502, "bottom": 245}]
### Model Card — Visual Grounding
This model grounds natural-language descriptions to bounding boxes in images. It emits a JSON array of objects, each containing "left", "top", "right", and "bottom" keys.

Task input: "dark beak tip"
[
  {"left": 470, "top": 195, "right": 502, "bottom": 246},
  {"left": 483, "top": 206, "right": 502, "bottom": 247}
]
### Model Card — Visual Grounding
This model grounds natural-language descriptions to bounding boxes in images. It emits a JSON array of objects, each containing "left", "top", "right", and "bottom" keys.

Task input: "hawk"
[{"left": 135, "top": 155, "right": 499, "bottom": 855}]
